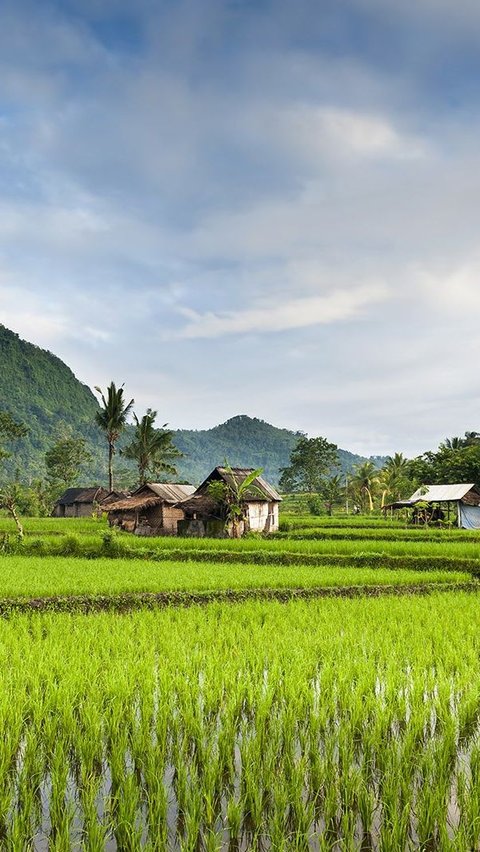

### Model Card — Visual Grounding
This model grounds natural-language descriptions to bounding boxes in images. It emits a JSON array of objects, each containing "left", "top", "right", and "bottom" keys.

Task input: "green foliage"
[
  {"left": 319, "top": 474, "right": 344, "bottom": 515},
  {"left": 121, "top": 409, "right": 181, "bottom": 486},
  {"left": 306, "top": 495, "right": 323, "bottom": 515},
  {"left": 94, "top": 382, "right": 134, "bottom": 491},
  {"left": 0, "top": 328, "right": 384, "bottom": 486},
  {"left": 408, "top": 432, "right": 480, "bottom": 487},
  {"left": 45, "top": 435, "right": 92, "bottom": 488},
  {"left": 279, "top": 435, "right": 339, "bottom": 493},
  {"left": 0, "top": 325, "right": 107, "bottom": 481},
  {"left": 174, "top": 415, "right": 380, "bottom": 486}
]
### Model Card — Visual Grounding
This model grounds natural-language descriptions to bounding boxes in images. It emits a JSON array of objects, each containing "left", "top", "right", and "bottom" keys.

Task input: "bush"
[{"left": 307, "top": 496, "right": 323, "bottom": 516}]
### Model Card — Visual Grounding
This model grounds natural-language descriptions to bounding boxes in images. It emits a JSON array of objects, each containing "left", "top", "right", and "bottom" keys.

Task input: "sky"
[{"left": 1, "top": 0, "right": 479, "bottom": 457}]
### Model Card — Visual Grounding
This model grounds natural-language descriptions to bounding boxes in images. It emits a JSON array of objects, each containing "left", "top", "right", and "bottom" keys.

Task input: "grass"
[
  {"left": 0, "top": 555, "right": 471, "bottom": 599},
  {"left": 0, "top": 593, "right": 479, "bottom": 847}
]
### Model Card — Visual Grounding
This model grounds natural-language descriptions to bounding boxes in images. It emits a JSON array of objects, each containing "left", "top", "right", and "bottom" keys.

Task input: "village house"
[
  {"left": 384, "top": 483, "right": 480, "bottom": 529},
  {"left": 52, "top": 486, "right": 112, "bottom": 518},
  {"left": 177, "top": 466, "right": 282, "bottom": 537},
  {"left": 104, "top": 482, "right": 196, "bottom": 535}
]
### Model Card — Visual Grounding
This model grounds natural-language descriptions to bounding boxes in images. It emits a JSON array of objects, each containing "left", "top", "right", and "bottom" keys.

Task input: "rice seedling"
[
  {"left": 0, "top": 555, "right": 471, "bottom": 601},
  {"left": 0, "top": 594, "right": 476, "bottom": 847}
]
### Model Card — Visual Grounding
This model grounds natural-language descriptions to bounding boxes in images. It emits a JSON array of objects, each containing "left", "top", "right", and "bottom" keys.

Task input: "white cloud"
[
  {"left": 276, "top": 105, "right": 427, "bottom": 162},
  {"left": 173, "top": 284, "right": 387, "bottom": 339}
]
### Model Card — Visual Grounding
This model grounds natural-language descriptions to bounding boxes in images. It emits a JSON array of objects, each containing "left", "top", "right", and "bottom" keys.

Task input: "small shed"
[
  {"left": 385, "top": 483, "right": 480, "bottom": 528},
  {"left": 104, "top": 483, "right": 196, "bottom": 536},
  {"left": 52, "top": 487, "right": 111, "bottom": 518},
  {"left": 177, "top": 466, "right": 282, "bottom": 537}
]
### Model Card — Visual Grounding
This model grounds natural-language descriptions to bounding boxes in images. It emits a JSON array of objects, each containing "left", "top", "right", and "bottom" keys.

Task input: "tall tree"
[
  {"left": 279, "top": 435, "right": 339, "bottom": 493},
  {"left": 94, "top": 383, "right": 134, "bottom": 491},
  {"left": 121, "top": 409, "right": 181, "bottom": 486},
  {"left": 0, "top": 413, "right": 28, "bottom": 538},
  {"left": 319, "top": 474, "right": 344, "bottom": 516},
  {"left": 379, "top": 452, "right": 412, "bottom": 506},
  {"left": 45, "top": 436, "right": 92, "bottom": 488},
  {"left": 351, "top": 460, "right": 379, "bottom": 512}
]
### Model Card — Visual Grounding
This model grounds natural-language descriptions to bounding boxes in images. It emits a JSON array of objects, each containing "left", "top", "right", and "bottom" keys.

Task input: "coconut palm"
[
  {"left": 122, "top": 409, "right": 181, "bottom": 486},
  {"left": 379, "top": 452, "right": 410, "bottom": 506},
  {"left": 94, "top": 382, "right": 134, "bottom": 491},
  {"left": 351, "top": 460, "right": 379, "bottom": 512}
]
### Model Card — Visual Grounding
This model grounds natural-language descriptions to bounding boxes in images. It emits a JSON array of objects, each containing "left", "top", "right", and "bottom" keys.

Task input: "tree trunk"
[
  {"left": 366, "top": 487, "right": 374, "bottom": 512},
  {"left": 7, "top": 500, "right": 23, "bottom": 540},
  {"left": 108, "top": 442, "right": 114, "bottom": 492}
]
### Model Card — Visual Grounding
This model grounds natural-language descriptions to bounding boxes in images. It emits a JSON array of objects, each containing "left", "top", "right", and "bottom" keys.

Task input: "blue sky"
[{"left": 1, "top": 0, "right": 479, "bottom": 455}]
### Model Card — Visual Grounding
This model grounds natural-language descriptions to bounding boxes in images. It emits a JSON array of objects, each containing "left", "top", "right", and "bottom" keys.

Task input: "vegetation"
[
  {"left": 0, "top": 324, "right": 106, "bottom": 480},
  {"left": 121, "top": 409, "right": 181, "bottom": 486},
  {"left": 0, "top": 595, "right": 479, "bottom": 847},
  {"left": 0, "top": 555, "right": 468, "bottom": 600},
  {"left": 94, "top": 382, "right": 134, "bottom": 491},
  {"left": 207, "top": 465, "right": 264, "bottom": 537},
  {"left": 45, "top": 434, "right": 92, "bottom": 488},
  {"left": 279, "top": 435, "right": 340, "bottom": 495}
]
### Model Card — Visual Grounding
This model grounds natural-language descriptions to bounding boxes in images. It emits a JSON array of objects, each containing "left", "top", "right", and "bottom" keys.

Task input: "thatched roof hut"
[
  {"left": 176, "top": 467, "right": 281, "bottom": 537},
  {"left": 104, "top": 482, "right": 195, "bottom": 535}
]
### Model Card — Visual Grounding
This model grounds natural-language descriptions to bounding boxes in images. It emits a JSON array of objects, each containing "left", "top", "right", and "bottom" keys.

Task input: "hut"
[
  {"left": 177, "top": 466, "right": 282, "bottom": 537},
  {"left": 104, "top": 483, "right": 196, "bottom": 535},
  {"left": 385, "top": 483, "right": 480, "bottom": 528},
  {"left": 52, "top": 486, "right": 111, "bottom": 518}
]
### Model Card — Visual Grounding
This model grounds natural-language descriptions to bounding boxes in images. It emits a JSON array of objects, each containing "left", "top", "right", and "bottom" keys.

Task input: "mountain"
[
  {"left": 0, "top": 325, "right": 384, "bottom": 486},
  {"left": 174, "top": 415, "right": 377, "bottom": 485},
  {"left": 0, "top": 324, "right": 107, "bottom": 481}
]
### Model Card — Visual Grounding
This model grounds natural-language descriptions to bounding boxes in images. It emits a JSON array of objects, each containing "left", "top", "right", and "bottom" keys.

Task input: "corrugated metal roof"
[
  {"left": 409, "top": 484, "right": 476, "bottom": 502},
  {"left": 144, "top": 483, "right": 196, "bottom": 503}
]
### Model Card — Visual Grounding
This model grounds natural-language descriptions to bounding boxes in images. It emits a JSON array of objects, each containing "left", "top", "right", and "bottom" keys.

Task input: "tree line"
[
  {"left": 2, "top": 380, "right": 480, "bottom": 522},
  {"left": 278, "top": 431, "right": 480, "bottom": 515},
  {"left": 0, "top": 381, "right": 180, "bottom": 525}
]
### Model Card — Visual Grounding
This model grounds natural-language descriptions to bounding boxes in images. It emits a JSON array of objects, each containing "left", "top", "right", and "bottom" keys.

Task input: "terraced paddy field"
[
  {"left": 1, "top": 512, "right": 480, "bottom": 848},
  {"left": 1, "top": 595, "right": 480, "bottom": 849}
]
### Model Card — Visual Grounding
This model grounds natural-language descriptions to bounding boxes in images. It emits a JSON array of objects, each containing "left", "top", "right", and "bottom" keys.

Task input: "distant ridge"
[
  {"left": 0, "top": 325, "right": 384, "bottom": 486},
  {"left": 173, "top": 415, "right": 378, "bottom": 485}
]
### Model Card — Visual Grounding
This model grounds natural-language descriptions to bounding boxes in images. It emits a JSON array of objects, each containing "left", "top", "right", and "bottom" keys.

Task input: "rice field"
[
  {"left": 0, "top": 555, "right": 471, "bottom": 600},
  {"left": 1, "top": 595, "right": 480, "bottom": 849},
  {"left": 1, "top": 511, "right": 480, "bottom": 848}
]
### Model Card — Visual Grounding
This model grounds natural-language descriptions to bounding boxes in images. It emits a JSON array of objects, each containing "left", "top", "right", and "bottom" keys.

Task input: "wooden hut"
[
  {"left": 104, "top": 483, "right": 196, "bottom": 536},
  {"left": 177, "top": 467, "right": 282, "bottom": 537},
  {"left": 52, "top": 487, "right": 111, "bottom": 518}
]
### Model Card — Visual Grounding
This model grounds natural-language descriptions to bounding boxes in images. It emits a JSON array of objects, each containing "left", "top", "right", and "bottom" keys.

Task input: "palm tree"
[
  {"left": 94, "top": 382, "right": 134, "bottom": 491},
  {"left": 380, "top": 452, "right": 410, "bottom": 505},
  {"left": 122, "top": 409, "right": 181, "bottom": 486},
  {"left": 443, "top": 436, "right": 465, "bottom": 450},
  {"left": 351, "top": 460, "right": 379, "bottom": 512}
]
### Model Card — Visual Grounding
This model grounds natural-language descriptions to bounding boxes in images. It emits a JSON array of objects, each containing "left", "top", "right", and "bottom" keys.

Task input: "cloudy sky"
[{"left": 1, "top": 0, "right": 479, "bottom": 456}]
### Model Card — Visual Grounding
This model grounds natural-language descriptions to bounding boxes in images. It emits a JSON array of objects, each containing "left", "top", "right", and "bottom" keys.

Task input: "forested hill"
[
  {"left": 174, "top": 416, "right": 377, "bottom": 484},
  {"left": 0, "top": 325, "right": 382, "bottom": 486},
  {"left": 0, "top": 325, "right": 106, "bottom": 481}
]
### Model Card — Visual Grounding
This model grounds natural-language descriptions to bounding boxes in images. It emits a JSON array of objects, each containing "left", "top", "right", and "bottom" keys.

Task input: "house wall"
[
  {"left": 246, "top": 501, "right": 279, "bottom": 532},
  {"left": 135, "top": 504, "right": 187, "bottom": 536},
  {"left": 75, "top": 503, "right": 94, "bottom": 518},
  {"left": 162, "top": 505, "right": 186, "bottom": 535}
]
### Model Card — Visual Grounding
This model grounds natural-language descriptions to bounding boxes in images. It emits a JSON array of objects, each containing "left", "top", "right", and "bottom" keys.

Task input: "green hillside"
[
  {"left": 0, "top": 325, "right": 382, "bottom": 487},
  {"left": 0, "top": 325, "right": 107, "bottom": 482},
  {"left": 174, "top": 415, "right": 374, "bottom": 485}
]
